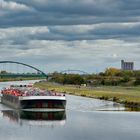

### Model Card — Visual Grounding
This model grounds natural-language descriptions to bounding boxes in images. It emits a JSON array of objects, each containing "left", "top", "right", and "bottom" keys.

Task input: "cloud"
[
  {"left": 0, "top": 23, "right": 140, "bottom": 45},
  {"left": 0, "top": 0, "right": 140, "bottom": 72},
  {"left": 0, "top": 37, "right": 140, "bottom": 72},
  {"left": 0, "top": 26, "right": 50, "bottom": 45},
  {"left": 0, "top": 0, "right": 140, "bottom": 27},
  {"left": 0, "top": 0, "right": 33, "bottom": 11}
]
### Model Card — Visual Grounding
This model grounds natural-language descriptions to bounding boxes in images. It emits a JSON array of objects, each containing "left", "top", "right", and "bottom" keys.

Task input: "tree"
[
  {"left": 135, "top": 77, "right": 140, "bottom": 85},
  {"left": 121, "top": 70, "right": 134, "bottom": 77},
  {"left": 0, "top": 70, "right": 8, "bottom": 74},
  {"left": 105, "top": 68, "right": 121, "bottom": 76}
]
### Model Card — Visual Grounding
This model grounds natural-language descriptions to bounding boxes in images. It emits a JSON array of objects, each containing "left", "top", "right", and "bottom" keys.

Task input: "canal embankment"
[
  {"left": 34, "top": 81, "right": 140, "bottom": 109},
  {"left": 0, "top": 77, "right": 45, "bottom": 82}
]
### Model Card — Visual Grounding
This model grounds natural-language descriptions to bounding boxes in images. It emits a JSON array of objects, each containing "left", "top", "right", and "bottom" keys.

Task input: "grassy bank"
[
  {"left": 34, "top": 81, "right": 140, "bottom": 108},
  {"left": 0, "top": 77, "right": 45, "bottom": 82}
]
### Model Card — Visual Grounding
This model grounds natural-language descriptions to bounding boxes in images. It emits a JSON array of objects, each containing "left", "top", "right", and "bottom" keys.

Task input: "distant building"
[{"left": 121, "top": 60, "right": 134, "bottom": 70}]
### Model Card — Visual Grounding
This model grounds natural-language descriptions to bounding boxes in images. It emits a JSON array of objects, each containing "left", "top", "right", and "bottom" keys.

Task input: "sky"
[{"left": 0, "top": 0, "right": 140, "bottom": 73}]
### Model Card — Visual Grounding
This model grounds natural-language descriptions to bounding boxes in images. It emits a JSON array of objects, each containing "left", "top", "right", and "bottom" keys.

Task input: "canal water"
[{"left": 0, "top": 80, "right": 140, "bottom": 140}]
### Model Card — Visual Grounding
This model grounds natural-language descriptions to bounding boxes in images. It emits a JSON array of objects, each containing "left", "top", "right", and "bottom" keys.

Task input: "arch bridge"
[
  {"left": 60, "top": 69, "right": 89, "bottom": 75},
  {"left": 0, "top": 61, "right": 47, "bottom": 78}
]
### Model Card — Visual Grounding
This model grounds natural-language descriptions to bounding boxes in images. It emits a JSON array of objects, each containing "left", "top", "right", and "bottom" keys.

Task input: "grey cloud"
[
  {"left": 1, "top": 38, "right": 140, "bottom": 72},
  {"left": 22, "top": 23, "right": 140, "bottom": 41},
  {"left": 0, "top": 0, "right": 140, "bottom": 27},
  {"left": 1, "top": 23, "right": 140, "bottom": 47},
  {"left": 120, "top": 0, "right": 140, "bottom": 10}
]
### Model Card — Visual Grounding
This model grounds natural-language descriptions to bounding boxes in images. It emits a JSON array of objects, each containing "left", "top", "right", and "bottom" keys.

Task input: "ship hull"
[{"left": 1, "top": 94, "right": 66, "bottom": 110}]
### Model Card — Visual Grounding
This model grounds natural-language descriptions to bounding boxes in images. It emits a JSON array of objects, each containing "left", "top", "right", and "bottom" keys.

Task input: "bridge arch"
[
  {"left": 0, "top": 61, "right": 47, "bottom": 77},
  {"left": 60, "top": 69, "right": 89, "bottom": 75}
]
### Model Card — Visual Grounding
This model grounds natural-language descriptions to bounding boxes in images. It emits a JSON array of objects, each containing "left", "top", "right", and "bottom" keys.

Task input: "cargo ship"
[{"left": 1, "top": 85, "right": 66, "bottom": 110}]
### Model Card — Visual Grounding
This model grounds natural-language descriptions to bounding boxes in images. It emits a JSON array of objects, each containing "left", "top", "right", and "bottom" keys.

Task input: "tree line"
[{"left": 48, "top": 68, "right": 140, "bottom": 86}]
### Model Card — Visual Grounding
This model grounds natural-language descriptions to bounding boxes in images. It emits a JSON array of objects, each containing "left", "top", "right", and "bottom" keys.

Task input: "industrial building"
[{"left": 121, "top": 60, "right": 134, "bottom": 70}]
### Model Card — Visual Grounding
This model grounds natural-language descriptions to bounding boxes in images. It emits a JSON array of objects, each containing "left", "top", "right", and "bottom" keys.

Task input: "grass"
[
  {"left": 34, "top": 81, "right": 140, "bottom": 108},
  {"left": 0, "top": 77, "right": 45, "bottom": 82}
]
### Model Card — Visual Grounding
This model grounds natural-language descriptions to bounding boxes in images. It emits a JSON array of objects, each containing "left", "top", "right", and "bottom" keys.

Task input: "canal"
[{"left": 0, "top": 80, "right": 140, "bottom": 140}]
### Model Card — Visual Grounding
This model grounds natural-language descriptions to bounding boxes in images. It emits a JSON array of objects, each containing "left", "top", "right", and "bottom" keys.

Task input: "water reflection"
[{"left": 2, "top": 110, "right": 66, "bottom": 126}]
